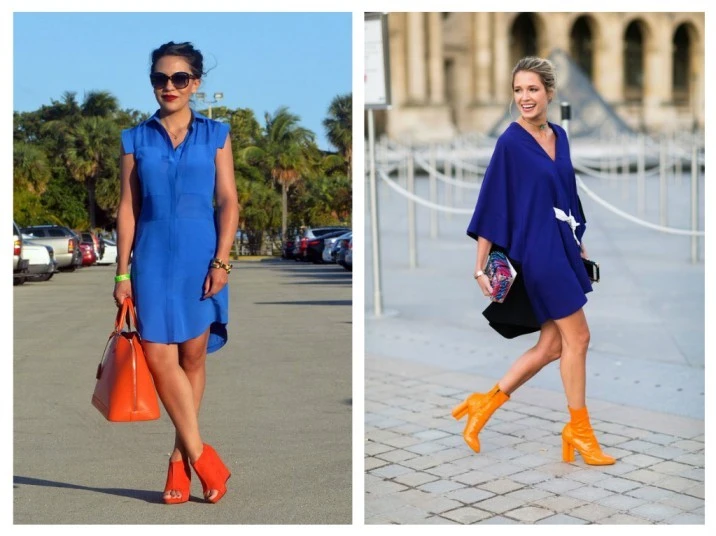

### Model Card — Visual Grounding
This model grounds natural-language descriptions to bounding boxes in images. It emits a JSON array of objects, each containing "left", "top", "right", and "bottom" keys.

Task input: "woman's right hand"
[
  {"left": 476, "top": 273, "right": 493, "bottom": 298},
  {"left": 113, "top": 280, "right": 132, "bottom": 308}
]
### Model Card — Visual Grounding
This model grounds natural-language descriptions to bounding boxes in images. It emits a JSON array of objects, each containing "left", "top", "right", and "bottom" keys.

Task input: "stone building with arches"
[{"left": 377, "top": 12, "right": 704, "bottom": 141}]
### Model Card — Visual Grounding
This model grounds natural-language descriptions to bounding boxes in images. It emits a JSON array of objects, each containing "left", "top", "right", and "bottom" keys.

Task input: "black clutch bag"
[{"left": 583, "top": 258, "right": 600, "bottom": 283}]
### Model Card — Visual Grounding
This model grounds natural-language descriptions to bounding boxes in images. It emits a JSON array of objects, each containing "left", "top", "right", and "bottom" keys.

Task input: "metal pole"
[
  {"left": 621, "top": 133, "right": 629, "bottom": 201},
  {"left": 691, "top": 144, "right": 699, "bottom": 263},
  {"left": 675, "top": 132, "right": 683, "bottom": 186},
  {"left": 660, "top": 134, "right": 668, "bottom": 226},
  {"left": 429, "top": 144, "right": 438, "bottom": 238},
  {"left": 407, "top": 149, "right": 417, "bottom": 268},
  {"left": 445, "top": 153, "right": 453, "bottom": 220},
  {"left": 368, "top": 109, "right": 383, "bottom": 317},
  {"left": 637, "top": 133, "right": 645, "bottom": 217},
  {"left": 560, "top": 102, "right": 571, "bottom": 139}
]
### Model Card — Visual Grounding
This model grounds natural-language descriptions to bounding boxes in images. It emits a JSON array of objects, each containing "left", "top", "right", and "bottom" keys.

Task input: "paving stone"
[
  {"left": 598, "top": 433, "right": 631, "bottom": 446},
  {"left": 452, "top": 470, "right": 495, "bottom": 486},
  {"left": 569, "top": 503, "right": 619, "bottom": 522},
  {"left": 441, "top": 506, "right": 493, "bottom": 524},
  {"left": 366, "top": 457, "right": 391, "bottom": 471},
  {"left": 477, "top": 478, "right": 525, "bottom": 494},
  {"left": 480, "top": 462, "right": 525, "bottom": 477},
  {"left": 593, "top": 476, "right": 642, "bottom": 493},
  {"left": 476, "top": 515, "right": 520, "bottom": 524},
  {"left": 434, "top": 435, "right": 469, "bottom": 449},
  {"left": 535, "top": 461, "right": 583, "bottom": 476},
  {"left": 509, "top": 469, "right": 553, "bottom": 485},
  {"left": 600, "top": 513, "right": 652, "bottom": 524},
  {"left": 400, "top": 455, "right": 441, "bottom": 471},
  {"left": 511, "top": 453, "right": 553, "bottom": 468},
  {"left": 598, "top": 462, "right": 641, "bottom": 476},
  {"left": 380, "top": 436, "right": 425, "bottom": 449},
  {"left": 669, "top": 439, "right": 704, "bottom": 452},
  {"left": 626, "top": 485, "right": 680, "bottom": 502},
  {"left": 658, "top": 493, "right": 704, "bottom": 512},
  {"left": 665, "top": 512, "right": 704, "bottom": 524},
  {"left": 655, "top": 475, "right": 702, "bottom": 493},
  {"left": 533, "top": 495, "right": 587, "bottom": 513},
  {"left": 418, "top": 479, "right": 465, "bottom": 494},
  {"left": 641, "top": 432, "right": 680, "bottom": 445},
  {"left": 444, "top": 487, "right": 495, "bottom": 505},
  {"left": 473, "top": 495, "right": 527, "bottom": 514},
  {"left": 413, "top": 429, "right": 451, "bottom": 441},
  {"left": 504, "top": 487, "right": 553, "bottom": 502},
  {"left": 564, "top": 485, "right": 614, "bottom": 502},
  {"left": 365, "top": 442, "right": 394, "bottom": 456},
  {"left": 420, "top": 515, "right": 461, "bottom": 525},
  {"left": 564, "top": 469, "right": 610, "bottom": 484},
  {"left": 536, "top": 514, "right": 589, "bottom": 524},
  {"left": 514, "top": 441, "right": 554, "bottom": 454},
  {"left": 490, "top": 434, "right": 525, "bottom": 447},
  {"left": 371, "top": 463, "right": 414, "bottom": 479},
  {"left": 504, "top": 506, "right": 554, "bottom": 522},
  {"left": 534, "top": 478, "right": 583, "bottom": 494},
  {"left": 404, "top": 441, "right": 449, "bottom": 455},
  {"left": 365, "top": 492, "right": 413, "bottom": 517},
  {"left": 678, "top": 467, "right": 704, "bottom": 482},
  {"left": 377, "top": 449, "right": 419, "bottom": 463},
  {"left": 450, "top": 455, "right": 495, "bottom": 472},
  {"left": 371, "top": 417, "right": 409, "bottom": 429},
  {"left": 430, "top": 447, "right": 474, "bottom": 464},
  {"left": 425, "top": 462, "right": 472, "bottom": 478},
  {"left": 393, "top": 471, "right": 440, "bottom": 488},
  {"left": 649, "top": 460, "right": 695, "bottom": 476},
  {"left": 621, "top": 468, "right": 666, "bottom": 485},
  {"left": 642, "top": 445, "right": 687, "bottom": 460},
  {"left": 410, "top": 495, "right": 465, "bottom": 515},
  {"left": 380, "top": 505, "right": 433, "bottom": 524},
  {"left": 596, "top": 494, "right": 647, "bottom": 512},
  {"left": 516, "top": 427, "right": 555, "bottom": 441},
  {"left": 485, "top": 447, "right": 525, "bottom": 460},
  {"left": 490, "top": 422, "right": 528, "bottom": 435},
  {"left": 673, "top": 452, "right": 705, "bottom": 466},
  {"left": 620, "top": 453, "right": 665, "bottom": 468},
  {"left": 629, "top": 503, "right": 683, "bottom": 522},
  {"left": 366, "top": 478, "right": 409, "bottom": 496}
]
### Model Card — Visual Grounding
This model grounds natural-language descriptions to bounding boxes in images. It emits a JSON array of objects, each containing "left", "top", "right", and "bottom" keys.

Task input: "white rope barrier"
[
  {"left": 576, "top": 175, "right": 704, "bottom": 236},
  {"left": 412, "top": 152, "right": 482, "bottom": 189},
  {"left": 376, "top": 168, "right": 475, "bottom": 214}
]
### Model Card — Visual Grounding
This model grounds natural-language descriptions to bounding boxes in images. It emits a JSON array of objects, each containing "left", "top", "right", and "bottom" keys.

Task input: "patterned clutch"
[{"left": 485, "top": 251, "right": 517, "bottom": 303}]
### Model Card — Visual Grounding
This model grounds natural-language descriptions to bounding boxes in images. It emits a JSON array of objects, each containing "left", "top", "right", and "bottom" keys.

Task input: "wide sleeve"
[
  {"left": 466, "top": 137, "right": 513, "bottom": 251},
  {"left": 120, "top": 128, "right": 134, "bottom": 155}
]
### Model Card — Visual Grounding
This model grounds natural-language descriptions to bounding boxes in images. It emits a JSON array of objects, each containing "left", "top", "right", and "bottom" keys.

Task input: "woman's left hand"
[
  {"left": 580, "top": 244, "right": 589, "bottom": 260},
  {"left": 203, "top": 267, "right": 229, "bottom": 299}
]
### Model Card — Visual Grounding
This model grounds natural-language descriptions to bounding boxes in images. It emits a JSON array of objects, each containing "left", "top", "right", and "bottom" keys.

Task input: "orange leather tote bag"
[{"left": 91, "top": 297, "right": 161, "bottom": 422}]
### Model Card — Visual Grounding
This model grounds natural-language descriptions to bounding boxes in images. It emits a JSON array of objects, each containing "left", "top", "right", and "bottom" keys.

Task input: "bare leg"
[
  {"left": 497, "top": 320, "right": 562, "bottom": 395},
  {"left": 142, "top": 340, "right": 204, "bottom": 501},
  {"left": 553, "top": 309, "right": 590, "bottom": 408}
]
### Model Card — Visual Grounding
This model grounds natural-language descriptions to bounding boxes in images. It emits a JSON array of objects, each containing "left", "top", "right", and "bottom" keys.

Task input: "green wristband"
[{"left": 114, "top": 273, "right": 131, "bottom": 283}]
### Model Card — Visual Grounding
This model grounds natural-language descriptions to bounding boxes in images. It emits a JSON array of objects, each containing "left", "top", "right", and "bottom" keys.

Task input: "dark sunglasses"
[{"left": 149, "top": 71, "right": 197, "bottom": 89}]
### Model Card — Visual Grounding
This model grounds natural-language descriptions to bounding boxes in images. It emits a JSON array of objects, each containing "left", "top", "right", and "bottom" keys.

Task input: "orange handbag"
[{"left": 91, "top": 297, "right": 161, "bottom": 422}]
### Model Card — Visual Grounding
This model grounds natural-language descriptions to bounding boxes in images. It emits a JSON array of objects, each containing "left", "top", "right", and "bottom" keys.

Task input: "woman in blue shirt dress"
[
  {"left": 452, "top": 57, "right": 614, "bottom": 466},
  {"left": 113, "top": 42, "right": 239, "bottom": 503}
]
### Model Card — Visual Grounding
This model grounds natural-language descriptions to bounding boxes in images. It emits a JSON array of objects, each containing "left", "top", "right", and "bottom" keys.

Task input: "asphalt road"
[{"left": 13, "top": 259, "right": 352, "bottom": 524}]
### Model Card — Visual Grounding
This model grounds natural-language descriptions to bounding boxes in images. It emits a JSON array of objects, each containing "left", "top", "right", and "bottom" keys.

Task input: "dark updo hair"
[{"left": 150, "top": 41, "right": 204, "bottom": 78}]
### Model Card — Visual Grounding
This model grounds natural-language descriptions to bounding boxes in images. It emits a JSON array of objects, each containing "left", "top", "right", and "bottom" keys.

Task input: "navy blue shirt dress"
[
  {"left": 467, "top": 122, "right": 592, "bottom": 328},
  {"left": 121, "top": 111, "right": 230, "bottom": 353}
]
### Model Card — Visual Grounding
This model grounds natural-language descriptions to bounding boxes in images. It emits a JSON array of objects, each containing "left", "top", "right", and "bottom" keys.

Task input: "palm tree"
[
  {"left": 322, "top": 93, "right": 352, "bottom": 177},
  {"left": 242, "top": 106, "right": 317, "bottom": 240}
]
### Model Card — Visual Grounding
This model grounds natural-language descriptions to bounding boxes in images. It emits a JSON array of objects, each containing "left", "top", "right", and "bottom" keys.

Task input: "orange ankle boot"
[
  {"left": 163, "top": 458, "right": 191, "bottom": 505},
  {"left": 192, "top": 443, "right": 231, "bottom": 504},
  {"left": 562, "top": 406, "right": 615, "bottom": 465},
  {"left": 452, "top": 384, "right": 509, "bottom": 453}
]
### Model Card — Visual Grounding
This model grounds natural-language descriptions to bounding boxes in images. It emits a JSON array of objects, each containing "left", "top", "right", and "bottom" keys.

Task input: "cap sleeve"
[
  {"left": 120, "top": 128, "right": 134, "bottom": 155},
  {"left": 214, "top": 122, "right": 230, "bottom": 150}
]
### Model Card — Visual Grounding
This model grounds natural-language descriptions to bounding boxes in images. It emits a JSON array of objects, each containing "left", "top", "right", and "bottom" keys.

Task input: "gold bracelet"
[{"left": 210, "top": 258, "right": 232, "bottom": 274}]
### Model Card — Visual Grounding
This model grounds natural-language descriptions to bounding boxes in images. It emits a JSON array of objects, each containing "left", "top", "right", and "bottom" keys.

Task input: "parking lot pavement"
[
  {"left": 364, "top": 176, "right": 704, "bottom": 525},
  {"left": 13, "top": 259, "right": 352, "bottom": 524}
]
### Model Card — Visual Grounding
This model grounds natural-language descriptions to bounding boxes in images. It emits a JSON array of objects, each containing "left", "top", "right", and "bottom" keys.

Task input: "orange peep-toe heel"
[
  {"left": 192, "top": 443, "right": 231, "bottom": 504},
  {"left": 163, "top": 458, "right": 192, "bottom": 505}
]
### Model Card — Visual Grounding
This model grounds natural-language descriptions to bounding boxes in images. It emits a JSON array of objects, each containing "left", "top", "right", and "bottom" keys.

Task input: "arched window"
[
  {"left": 624, "top": 21, "right": 644, "bottom": 102},
  {"left": 510, "top": 13, "right": 538, "bottom": 69},
  {"left": 570, "top": 16, "right": 594, "bottom": 80},
  {"left": 672, "top": 24, "right": 691, "bottom": 105}
]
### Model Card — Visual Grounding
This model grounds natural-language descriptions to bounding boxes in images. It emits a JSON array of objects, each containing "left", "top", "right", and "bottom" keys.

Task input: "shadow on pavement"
[
  {"left": 287, "top": 280, "right": 351, "bottom": 286},
  {"left": 13, "top": 475, "right": 173, "bottom": 504},
  {"left": 255, "top": 300, "right": 351, "bottom": 306}
]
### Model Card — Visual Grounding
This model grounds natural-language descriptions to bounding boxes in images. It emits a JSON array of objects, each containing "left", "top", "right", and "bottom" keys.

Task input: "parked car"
[
  {"left": 294, "top": 226, "right": 351, "bottom": 262},
  {"left": 282, "top": 238, "right": 296, "bottom": 260},
  {"left": 79, "top": 243, "right": 97, "bottom": 266},
  {"left": 335, "top": 233, "right": 353, "bottom": 268},
  {"left": 326, "top": 231, "right": 352, "bottom": 264},
  {"left": 343, "top": 238, "right": 352, "bottom": 271},
  {"left": 13, "top": 221, "right": 30, "bottom": 286},
  {"left": 80, "top": 231, "right": 101, "bottom": 260},
  {"left": 322, "top": 231, "right": 352, "bottom": 263},
  {"left": 21, "top": 239, "right": 56, "bottom": 282},
  {"left": 21, "top": 225, "right": 82, "bottom": 271},
  {"left": 301, "top": 229, "right": 350, "bottom": 264},
  {"left": 95, "top": 238, "right": 118, "bottom": 265}
]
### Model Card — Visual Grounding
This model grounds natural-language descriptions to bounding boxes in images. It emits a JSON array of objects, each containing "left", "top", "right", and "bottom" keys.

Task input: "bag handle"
[{"left": 114, "top": 296, "right": 139, "bottom": 333}]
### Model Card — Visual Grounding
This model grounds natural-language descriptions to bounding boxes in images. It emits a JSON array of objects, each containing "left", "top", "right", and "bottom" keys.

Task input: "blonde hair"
[{"left": 511, "top": 56, "right": 556, "bottom": 97}]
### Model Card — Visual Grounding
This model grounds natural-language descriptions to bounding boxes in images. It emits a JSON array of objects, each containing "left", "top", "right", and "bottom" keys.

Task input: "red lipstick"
[{"left": 163, "top": 95, "right": 178, "bottom": 102}]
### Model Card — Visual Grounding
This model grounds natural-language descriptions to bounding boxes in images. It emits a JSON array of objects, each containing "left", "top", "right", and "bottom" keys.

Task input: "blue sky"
[{"left": 13, "top": 12, "right": 352, "bottom": 150}]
